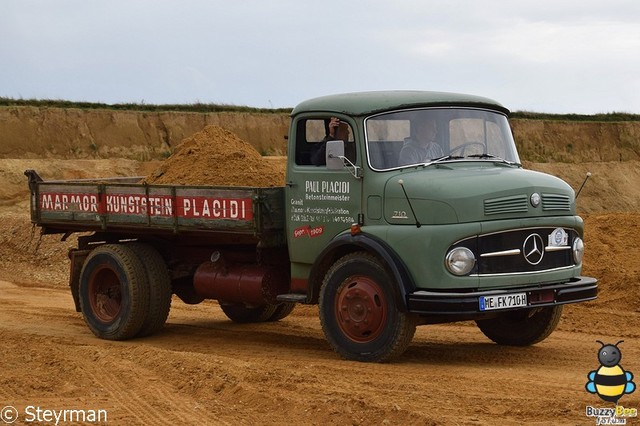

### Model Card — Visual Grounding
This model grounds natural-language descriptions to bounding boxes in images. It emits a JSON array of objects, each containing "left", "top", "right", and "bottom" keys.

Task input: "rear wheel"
[
  {"left": 319, "top": 252, "right": 417, "bottom": 362},
  {"left": 79, "top": 244, "right": 149, "bottom": 340},
  {"left": 220, "top": 303, "right": 277, "bottom": 323},
  {"left": 267, "top": 302, "right": 296, "bottom": 321},
  {"left": 129, "top": 243, "right": 172, "bottom": 337},
  {"left": 475, "top": 305, "right": 563, "bottom": 346}
]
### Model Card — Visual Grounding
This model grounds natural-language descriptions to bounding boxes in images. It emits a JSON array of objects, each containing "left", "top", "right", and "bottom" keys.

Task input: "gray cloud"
[{"left": 1, "top": 0, "right": 638, "bottom": 113}]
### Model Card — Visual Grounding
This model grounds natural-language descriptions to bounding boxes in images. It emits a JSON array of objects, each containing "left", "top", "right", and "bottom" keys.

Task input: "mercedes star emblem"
[{"left": 523, "top": 233, "right": 545, "bottom": 265}]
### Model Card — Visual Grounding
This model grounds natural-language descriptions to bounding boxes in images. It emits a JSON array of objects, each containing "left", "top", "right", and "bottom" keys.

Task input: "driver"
[{"left": 398, "top": 118, "right": 444, "bottom": 166}]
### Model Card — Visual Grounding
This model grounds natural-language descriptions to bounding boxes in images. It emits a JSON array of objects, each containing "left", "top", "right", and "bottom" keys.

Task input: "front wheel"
[
  {"left": 475, "top": 305, "right": 563, "bottom": 346},
  {"left": 319, "top": 252, "right": 417, "bottom": 362}
]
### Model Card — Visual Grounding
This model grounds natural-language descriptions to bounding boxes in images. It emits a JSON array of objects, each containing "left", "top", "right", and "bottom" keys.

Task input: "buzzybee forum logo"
[{"left": 585, "top": 340, "right": 637, "bottom": 424}]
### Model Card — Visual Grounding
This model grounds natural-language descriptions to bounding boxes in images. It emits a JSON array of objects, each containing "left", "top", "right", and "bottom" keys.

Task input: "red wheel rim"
[
  {"left": 88, "top": 265, "right": 122, "bottom": 323},
  {"left": 335, "top": 275, "right": 387, "bottom": 343}
]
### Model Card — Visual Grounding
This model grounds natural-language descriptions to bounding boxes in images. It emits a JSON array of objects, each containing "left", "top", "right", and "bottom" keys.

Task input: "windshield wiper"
[
  {"left": 424, "top": 155, "right": 464, "bottom": 166},
  {"left": 467, "top": 153, "right": 520, "bottom": 166},
  {"left": 467, "top": 153, "right": 499, "bottom": 159}
]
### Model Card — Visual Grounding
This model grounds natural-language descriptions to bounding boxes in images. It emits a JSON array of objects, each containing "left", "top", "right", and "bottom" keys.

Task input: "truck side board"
[{"left": 25, "top": 170, "right": 286, "bottom": 245}]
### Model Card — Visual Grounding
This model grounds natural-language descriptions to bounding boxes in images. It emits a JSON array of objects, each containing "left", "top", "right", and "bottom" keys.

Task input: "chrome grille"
[
  {"left": 484, "top": 195, "right": 528, "bottom": 215},
  {"left": 450, "top": 227, "right": 578, "bottom": 275}
]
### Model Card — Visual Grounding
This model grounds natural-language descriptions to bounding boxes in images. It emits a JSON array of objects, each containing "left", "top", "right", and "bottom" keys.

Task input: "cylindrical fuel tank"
[{"left": 193, "top": 260, "right": 288, "bottom": 306}]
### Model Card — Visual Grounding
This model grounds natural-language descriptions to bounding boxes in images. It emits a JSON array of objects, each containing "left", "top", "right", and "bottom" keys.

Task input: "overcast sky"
[{"left": 1, "top": 1, "right": 639, "bottom": 113}]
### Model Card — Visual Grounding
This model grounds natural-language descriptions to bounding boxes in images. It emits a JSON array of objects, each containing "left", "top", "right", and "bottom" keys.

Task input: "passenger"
[{"left": 398, "top": 118, "right": 444, "bottom": 166}]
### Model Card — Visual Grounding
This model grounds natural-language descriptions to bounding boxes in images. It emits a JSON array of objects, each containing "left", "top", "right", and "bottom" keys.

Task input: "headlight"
[
  {"left": 572, "top": 237, "right": 584, "bottom": 264},
  {"left": 445, "top": 247, "right": 476, "bottom": 275}
]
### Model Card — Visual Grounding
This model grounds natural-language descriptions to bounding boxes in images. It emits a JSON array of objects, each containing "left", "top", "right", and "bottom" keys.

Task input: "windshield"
[{"left": 365, "top": 108, "right": 520, "bottom": 170}]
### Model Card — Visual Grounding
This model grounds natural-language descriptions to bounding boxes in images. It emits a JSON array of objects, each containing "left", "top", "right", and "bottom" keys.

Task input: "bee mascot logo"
[{"left": 586, "top": 340, "right": 636, "bottom": 403}]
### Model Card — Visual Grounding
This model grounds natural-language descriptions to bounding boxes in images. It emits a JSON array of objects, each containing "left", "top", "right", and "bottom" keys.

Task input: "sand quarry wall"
[
  {"left": 510, "top": 119, "right": 640, "bottom": 163},
  {"left": 0, "top": 107, "right": 290, "bottom": 160},
  {"left": 2, "top": 106, "right": 640, "bottom": 214},
  {"left": 2, "top": 106, "right": 640, "bottom": 163}
]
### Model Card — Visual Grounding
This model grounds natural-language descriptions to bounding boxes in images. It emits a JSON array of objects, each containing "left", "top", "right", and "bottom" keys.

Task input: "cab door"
[{"left": 285, "top": 115, "right": 362, "bottom": 291}]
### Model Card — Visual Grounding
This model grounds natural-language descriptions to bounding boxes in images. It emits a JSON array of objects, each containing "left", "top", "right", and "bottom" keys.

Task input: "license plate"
[{"left": 479, "top": 293, "right": 527, "bottom": 311}]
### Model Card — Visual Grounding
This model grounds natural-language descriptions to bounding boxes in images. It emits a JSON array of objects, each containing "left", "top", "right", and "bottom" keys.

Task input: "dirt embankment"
[
  {"left": 2, "top": 106, "right": 640, "bottom": 164},
  {"left": 3, "top": 106, "right": 640, "bottom": 213},
  {"left": 2, "top": 106, "right": 640, "bottom": 217},
  {"left": 0, "top": 107, "right": 290, "bottom": 159},
  {"left": 511, "top": 119, "right": 640, "bottom": 162}
]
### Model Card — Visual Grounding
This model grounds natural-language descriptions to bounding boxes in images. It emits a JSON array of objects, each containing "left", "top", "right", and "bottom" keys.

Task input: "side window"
[{"left": 295, "top": 118, "right": 356, "bottom": 166}]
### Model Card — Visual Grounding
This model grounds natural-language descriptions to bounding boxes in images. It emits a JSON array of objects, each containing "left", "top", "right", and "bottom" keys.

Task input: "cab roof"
[{"left": 291, "top": 90, "right": 510, "bottom": 117}]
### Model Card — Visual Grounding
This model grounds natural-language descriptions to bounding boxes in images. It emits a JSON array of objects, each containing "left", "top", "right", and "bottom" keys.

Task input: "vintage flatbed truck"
[{"left": 26, "top": 91, "right": 598, "bottom": 362}]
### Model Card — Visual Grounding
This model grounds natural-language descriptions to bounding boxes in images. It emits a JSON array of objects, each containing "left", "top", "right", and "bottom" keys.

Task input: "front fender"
[{"left": 308, "top": 232, "right": 415, "bottom": 311}]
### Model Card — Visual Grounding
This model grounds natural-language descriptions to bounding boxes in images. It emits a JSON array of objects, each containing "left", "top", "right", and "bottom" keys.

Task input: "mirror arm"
[{"left": 336, "top": 155, "right": 362, "bottom": 179}]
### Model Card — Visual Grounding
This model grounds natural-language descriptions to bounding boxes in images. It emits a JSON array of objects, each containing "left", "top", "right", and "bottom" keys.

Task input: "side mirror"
[{"left": 325, "top": 140, "right": 345, "bottom": 170}]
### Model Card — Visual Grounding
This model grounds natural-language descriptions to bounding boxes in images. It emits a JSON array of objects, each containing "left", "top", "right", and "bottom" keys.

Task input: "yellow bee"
[{"left": 586, "top": 340, "right": 636, "bottom": 403}]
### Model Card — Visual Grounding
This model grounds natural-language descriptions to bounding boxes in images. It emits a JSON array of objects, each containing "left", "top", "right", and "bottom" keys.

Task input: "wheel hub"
[
  {"left": 88, "top": 266, "right": 122, "bottom": 323},
  {"left": 336, "top": 276, "right": 386, "bottom": 342}
]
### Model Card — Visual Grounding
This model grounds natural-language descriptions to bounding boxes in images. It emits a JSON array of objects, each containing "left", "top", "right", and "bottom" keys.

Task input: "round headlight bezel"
[{"left": 445, "top": 247, "right": 476, "bottom": 276}]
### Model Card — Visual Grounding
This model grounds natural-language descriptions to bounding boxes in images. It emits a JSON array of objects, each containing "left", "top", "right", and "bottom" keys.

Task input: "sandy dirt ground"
[{"left": 1, "top": 158, "right": 639, "bottom": 425}]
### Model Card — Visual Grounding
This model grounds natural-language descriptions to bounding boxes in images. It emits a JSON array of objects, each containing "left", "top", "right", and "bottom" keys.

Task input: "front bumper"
[{"left": 407, "top": 276, "right": 597, "bottom": 315}]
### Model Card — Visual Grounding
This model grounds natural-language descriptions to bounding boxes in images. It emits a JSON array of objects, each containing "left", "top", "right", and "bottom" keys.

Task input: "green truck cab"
[
  {"left": 26, "top": 91, "right": 597, "bottom": 362},
  {"left": 284, "top": 91, "right": 596, "bottom": 361}
]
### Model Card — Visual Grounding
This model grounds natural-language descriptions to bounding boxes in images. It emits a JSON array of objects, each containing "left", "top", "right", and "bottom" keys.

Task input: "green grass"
[
  {"left": 510, "top": 111, "right": 640, "bottom": 122},
  {"left": 1, "top": 97, "right": 639, "bottom": 121},
  {"left": 0, "top": 97, "right": 292, "bottom": 114}
]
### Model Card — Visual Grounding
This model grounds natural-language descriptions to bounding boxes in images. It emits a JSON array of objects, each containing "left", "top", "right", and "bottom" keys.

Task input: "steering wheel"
[{"left": 448, "top": 141, "right": 486, "bottom": 157}]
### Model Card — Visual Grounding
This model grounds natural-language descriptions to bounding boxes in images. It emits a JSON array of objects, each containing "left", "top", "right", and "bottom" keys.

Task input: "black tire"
[
  {"left": 319, "top": 252, "right": 417, "bottom": 362},
  {"left": 79, "top": 244, "right": 149, "bottom": 340},
  {"left": 220, "top": 303, "right": 278, "bottom": 323},
  {"left": 267, "top": 302, "right": 296, "bottom": 322},
  {"left": 475, "top": 305, "right": 564, "bottom": 346},
  {"left": 129, "top": 243, "right": 172, "bottom": 337}
]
